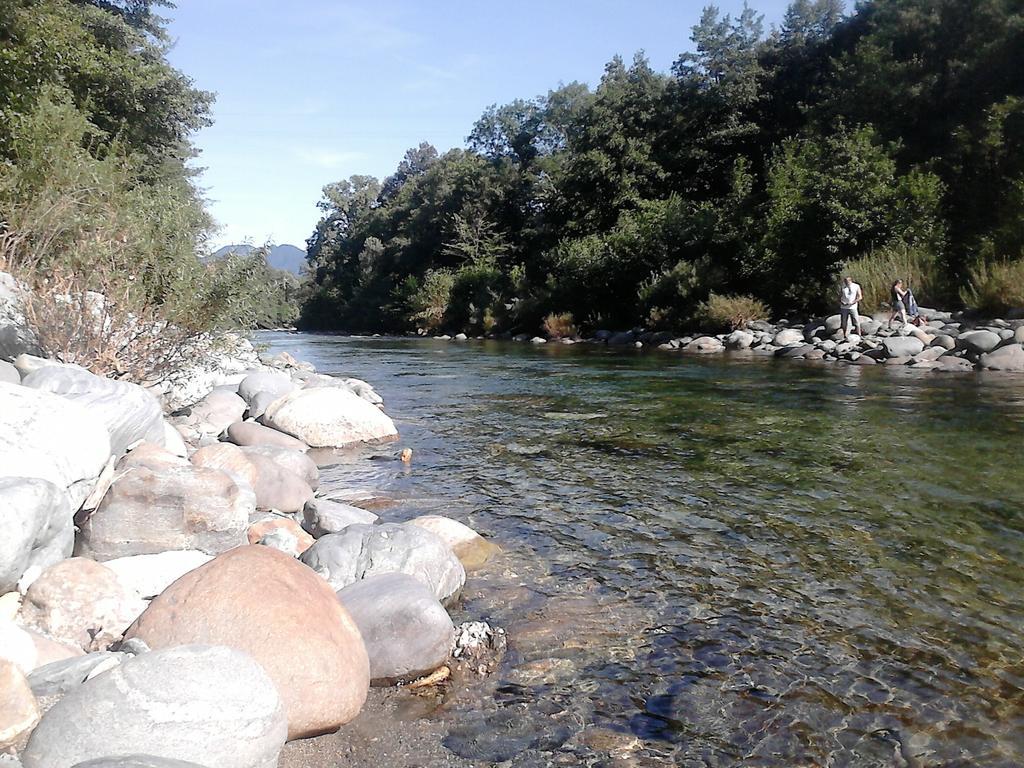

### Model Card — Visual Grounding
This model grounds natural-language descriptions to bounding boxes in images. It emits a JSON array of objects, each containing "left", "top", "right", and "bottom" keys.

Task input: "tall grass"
[
  {"left": 697, "top": 293, "right": 769, "bottom": 331},
  {"left": 843, "top": 246, "right": 946, "bottom": 311},
  {"left": 960, "top": 258, "right": 1024, "bottom": 315}
]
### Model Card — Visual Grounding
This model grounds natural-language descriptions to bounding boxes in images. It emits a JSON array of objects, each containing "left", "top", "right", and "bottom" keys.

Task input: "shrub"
[
  {"left": 843, "top": 245, "right": 946, "bottom": 311},
  {"left": 408, "top": 269, "right": 455, "bottom": 332},
  {"left": 697, "top": 292, "right": 768, "bottom": 331},
  {"left": 960, "top": 257, "right": 1024, "bottom": 315},
  {"left": 542, "top": 312, "right": 577, "bottom": 339}
]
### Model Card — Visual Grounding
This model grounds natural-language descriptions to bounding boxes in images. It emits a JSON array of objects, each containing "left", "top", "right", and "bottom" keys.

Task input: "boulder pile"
[{"left": 0, "top": 296, "right": 501, "bottom": 765}]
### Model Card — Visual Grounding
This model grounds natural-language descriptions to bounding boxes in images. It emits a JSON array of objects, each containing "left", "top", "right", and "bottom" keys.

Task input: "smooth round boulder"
[
  {"left": 772, "top": 328, "right": 804, "bottom": 346},
  {"left": 237, "top": 370, "right": 295, "bottom": 406},
  {"left": 725, "top": 330, "right": 754, "bottom": 350},
  {"left": 22, "top": 645, "right": 287, "bottom": 768},
  {"left": 188, "top": 390, "right": 247, "bottom": 435},
  {"left": 882, "top": 336, "right": 924, "bottom": 358},
  {"left": 301, "top": 498, "right": 378, "bottom": 538},
  {"left": 124, "top": 546, "right": 369, "bottom": 740},
  {"left": 191, "top": 443, "right": 312, "bottom": 513},
  {"left": 260, "top": 388, "right": 398, "bottom": 448},
  {"left": 117, "top": 443, "right": 188, "bottom": 473},
  {"left": 18, "top": 558, "right": 146, "bottom": 651},
  {"left": 338, "top": 573, "right": 454, "bottom": 683},
  {"left": 406, "top": 516, "right": 500, "bottom": 571},
  {"left": 300, "top": 523, "right": 466, "bottom": 604},
  {"left": 686, "top": 336, "right": 724, "bottom": 353},
  {"left": 957, "top": 330, "right": 1001, "bottom": 355},
  {"left": 979, "top": 343, "right": 1024, "bottom": 371},
  {"left": 0, "top": 659, "right": 38, "bottom": 750},
  {"left": 240, "top": 444, "right": 319, "bottom": 490},
  {"left": 0, "top": 360, "right": 19, "bottom": 385},
  {"left": 0, "top": 478, "right": 73, "bottom": 594},
  {"left": 226, "top": 421, "right": 308, "bottom": 452}
]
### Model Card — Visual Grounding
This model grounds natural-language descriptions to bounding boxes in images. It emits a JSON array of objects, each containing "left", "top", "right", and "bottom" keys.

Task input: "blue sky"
[{"left": 165, "top": 1, "right": 792, "bottom": 250}]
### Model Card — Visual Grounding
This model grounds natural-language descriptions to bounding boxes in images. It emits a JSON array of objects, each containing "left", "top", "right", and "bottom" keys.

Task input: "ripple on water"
[{"left": 262, "top": 332, "right": 1024, "bottom": 767}]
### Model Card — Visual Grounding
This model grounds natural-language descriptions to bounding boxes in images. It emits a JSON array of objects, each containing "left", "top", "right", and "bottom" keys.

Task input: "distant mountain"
[{"left": 210, "top": 244, "right": 307, "bottom": 275}]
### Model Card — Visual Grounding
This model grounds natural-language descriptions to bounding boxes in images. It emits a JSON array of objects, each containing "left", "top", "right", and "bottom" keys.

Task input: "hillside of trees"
[{"left": 302, "top": 0, "right": 1024, "bottom": 335}]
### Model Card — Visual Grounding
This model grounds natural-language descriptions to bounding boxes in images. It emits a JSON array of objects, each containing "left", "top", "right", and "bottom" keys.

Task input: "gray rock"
[
  {"left": 957, "top": 330, "right": 1001, "bottom": 355},
  {"left": 1015, "top": 326, "right": 1024, "bottom": 344},
  {"left": 686, "top": 336, "right": 724, "bottom": 353},
  {"left": 300, "top": 523, "right": 465, "bottom": 604},
  {"left": 0, "top": 271, "right": 40, "bottom": 361},
  {"left": 338, "top": 573, "right": 454, "bottom": 683},
  {"left": 930, "top": 334, "right": 956, "bottom": 350},
  {"left": 77, "top": 465, "right": 252, "bottom": 560},
  {"left": 103, "top": 550, "right": 212, "bottom": 599},
  {"left": 934, "top": 356, "right": 977, "bottom": 373},
  {"left": 260, "top": 388, "right": 397, "bottom": 448},
  {"left": 979, "top": 343, "right": 1024, "bottom": 372},
  {"left": 240, "top": 445, "right": 318, "bottom": 491},
  {"left": 0, "top": 478, "right": 73, "bottom": 594},
  {"left": 226, "top": 421, "right": 308, "bottom": 452},
  {"left": 73, "top": 757, "right": 208, "bottom": 768},
  {"left": 772, "top": 328, "right": 804, "bottom": 346},
  {"left": 188, "top": 390, "right": 247, "bottom": 436},
  {"left": 22, "top": 365, "right": 164, "bottom": 457},
  {"left": 0, "top": 383, "right": 111, "bottom": 509},
  {"left": 246, "top": 391, "right": 279, "bottom": 421},
  {"left": 0, "top": 360, "right": 19, "bottom": 385},
  {"left": 774, "top": 343, "right": 814, "bottom": 359},
  {"left": 301, "top": 499, "right": 378, "bottom": 538},
  {"left": 22, "top": 645, "right": 286, "bottom": 768},
  {"left": 27, "top": 652, "right": 122, "bottom": 697},
  {"left": 607, "top": 332, "right": 635, "bottom": 346},
  {"left": 725, "top": 330, "right": 754, "bottom": 350},
  {"left": 911, "top": 346, "right": 946, "bottom": 363},
  {"left": 882, "top": 337, "right": 924, "bottom": 358},
  {"left": 236, "top": 371, "right": 295, "bottom": 407}
]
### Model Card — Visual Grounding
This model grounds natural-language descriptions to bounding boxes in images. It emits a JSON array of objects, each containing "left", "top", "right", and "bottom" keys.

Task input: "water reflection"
[{"left": 261, "top": 333, "right": 1024, "bottom": 766}]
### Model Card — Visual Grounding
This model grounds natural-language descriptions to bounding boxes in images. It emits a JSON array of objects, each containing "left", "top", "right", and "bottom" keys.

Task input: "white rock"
[{"left": 261, "top": 388, "right": 398, "bottom": 448}]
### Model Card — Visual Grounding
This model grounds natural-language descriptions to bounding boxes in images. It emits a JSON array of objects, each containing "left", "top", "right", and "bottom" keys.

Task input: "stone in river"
[
  {"left": 18, "top": 558, "right": 146, "bottom": 652},
  {"left": 725, "top": 330, "right": 754, "bottom": 349},
  {"left": 226, "top": 421, "right": 308, "bottom": 452},
  {"left": 337, "top": 572, "right": 454, "bottom": 684},
  {"left": 21, "top": 645, "right": 286, "bottom": 768},
  {"left": 301, "top": 498, "right": 378, "bottom": 538},
  {"left": 77, "top": 465, "right": 251, "bottom": 560},
  {"left": 979, "top": 343, "right": 1024, "bottom": 371},
  {"left": 300, "top": 523, "right": 465, "bottom": 604},
  {"left": 0, "top": 478, "right": 73, "bottom": 595},
  {"left": 406, "top": 515, "right": 500, "bottom": 571},
  {"left": 125, "top": 546, "right": 369, "bottom": 741},
  {"left": 260, "top": 388, "right": 398, "bottom": 448},
  {"left": 236, "top": 370, "right": 295, "bottom": 408},
  {"left": 956, "top": 330, "right": 1001, "bottom": 355},
  {"left": 772, "top": 328, "right": 805, "bottom": 346},
  {"left": 687, "top": 336, "right": 725, "bottom": 353},
  {"left": 191, "top": 442, "right": 312, "bottom": 513}
]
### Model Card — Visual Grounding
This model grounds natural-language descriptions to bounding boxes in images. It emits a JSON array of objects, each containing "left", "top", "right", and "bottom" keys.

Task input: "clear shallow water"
[{"left": 260, "top": 332, "right": 1024, "bottom": 767}]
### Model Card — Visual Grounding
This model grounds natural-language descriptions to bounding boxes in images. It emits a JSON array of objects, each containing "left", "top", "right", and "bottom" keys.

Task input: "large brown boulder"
[
  {"left": 125, "top": 546, "right": 369, "bottom": 741},
  {"left": 191, "top": 443, "right": 313, "bottom": 513}
]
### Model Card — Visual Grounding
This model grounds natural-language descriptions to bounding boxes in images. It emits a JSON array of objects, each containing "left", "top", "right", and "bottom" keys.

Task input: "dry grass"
[
  {"left": 697, "top": 293, "right": 769, "bottom": 331},
  {"left": 542, "top": 312, "right": 577, "bottom": 339}
]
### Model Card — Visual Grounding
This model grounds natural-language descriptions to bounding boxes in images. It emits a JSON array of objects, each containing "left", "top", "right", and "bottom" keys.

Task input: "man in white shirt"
[{"left": 839, "top": 275, "right": 863, "bottom": 340}]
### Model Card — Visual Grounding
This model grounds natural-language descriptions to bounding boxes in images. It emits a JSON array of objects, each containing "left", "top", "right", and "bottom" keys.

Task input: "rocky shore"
[
  {"left": 0, "top": 308, "right": 501, "bottom": 765},
  {"left": 436, "top": 308, "right": 1024, "bottom": 373}
]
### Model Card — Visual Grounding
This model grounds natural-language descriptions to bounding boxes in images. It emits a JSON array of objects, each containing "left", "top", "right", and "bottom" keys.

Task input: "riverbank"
[
  {"left": 407, "top": 307, "right": 1024, "bottom": 374},
  {"left": 0, "top": 310, "right": 503, "bottom": 766}
]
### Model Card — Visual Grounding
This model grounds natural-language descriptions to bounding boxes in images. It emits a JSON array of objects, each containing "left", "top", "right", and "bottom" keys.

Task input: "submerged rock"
[
  {"left": 22, "top": 645, "right": 287, "bottom": 768},
  {"left": 406, "top": 515, "right": 500, "bottom": 571}
]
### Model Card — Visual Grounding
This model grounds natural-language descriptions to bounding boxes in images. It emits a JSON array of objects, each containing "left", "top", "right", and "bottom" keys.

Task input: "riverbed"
[{"left": 260, "top": 332, "right": 1024, "bottom": 767}]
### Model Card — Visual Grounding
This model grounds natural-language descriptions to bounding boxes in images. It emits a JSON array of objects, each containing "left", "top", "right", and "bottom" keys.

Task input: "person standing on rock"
[
  {"left": 839, "top": 275, "right": 863, "bottom": 340},
  {"left": 888, "top": 280, "right": 909, "bottom": 328}
]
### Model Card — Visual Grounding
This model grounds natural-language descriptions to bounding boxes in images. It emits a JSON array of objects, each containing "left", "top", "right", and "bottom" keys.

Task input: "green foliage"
[
  {"left": 844, "top": 245, "right": 946, "bottom": 312},
  {"left": 301, "top": 0, "right": 1024, "bottom": 332},
  {"left": 960, "top": 258, "right": 1024, "bottom": 315},
  {"left": 408, "top": 269, "right": 455, "bottom": 332},
  {"left": 697, "top": 293, "right": 769, "bottom": 331}
]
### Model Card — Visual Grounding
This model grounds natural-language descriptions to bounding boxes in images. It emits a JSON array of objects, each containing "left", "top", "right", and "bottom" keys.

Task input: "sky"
[{"left": 165, "top": 0, "right": 792, "bottom": 251}]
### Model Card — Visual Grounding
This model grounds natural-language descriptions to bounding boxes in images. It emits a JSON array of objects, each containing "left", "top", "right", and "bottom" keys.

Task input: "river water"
[{"left": 259, "top": 332, "right": 1024, "bottom": 767}]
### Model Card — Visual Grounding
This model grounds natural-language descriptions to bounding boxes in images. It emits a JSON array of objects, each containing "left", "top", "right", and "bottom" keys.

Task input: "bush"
[
  {"left": 408, "top": 269, "right": 455, "bottom": 332},
  {"left": 960, "top": 257, "right": 1024, "bottom": 315},
  {"left": 843, "top": 245, "right": 946, "bottom": 312},
  {"left": 697, "top": 292, "right": 768, "bottom": 331},
  {"left": 542, "top": 312, "right": 577, "bottom": 339}
]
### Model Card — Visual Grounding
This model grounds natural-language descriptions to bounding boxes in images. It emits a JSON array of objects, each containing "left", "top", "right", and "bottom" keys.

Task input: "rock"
[
  {"left": 26, "top": 652, "right": 123, "bottom": 697},
  {"left": 0, "top": 383, "right": 111, "bottom": 510},
  {"left": 77, "top": 465, "right": 252, "bottom": 560},
  {"left": 724, "top": 330, "right": 754, "bottom": 349},
  {"left": 934, "top": 356, "right": 976, "bottom": 373},
  {"left": 18, "top": 558, "right": 145, "bottom": 652},
  {"left": 930, "top": 334, "right": 956, "bottom": 350},
  {"left": 0, "top": 478, "right": 73, "bottom": 594},
  {"left": 301, "top": 498, "right": 378, "bottom": 537},
  {"left": 529, "top": 336, "right": 546, "bottom": 344},
  {"left": 188, "top": 390, "right": 247, "bottom": 436},
  {"left": 71, "top": 758, "right": 208, "bottom": 768},
  {"left": 772, "top": 328, "right": 804, "bottom": 346},
  {"left": 1015, "top": 326, "right": 1024, "bottom": 344},
  {"left": 226, "top": 421, "right": 308, "bottom": 452},
  {"left": 0, "top": 272, "right": 40, "bottom": 361},
  {"left": 980, "top": 343, "right": 1024, "bottom": 372},
  {"left": 103, "top": 551, "right": 212, "bottom": 599},
  {"left": 774, "top": 343, "right": 814, "bottom": 359},
  {"left": 0, "top": 360, "right": 18, "bottom": 385},
  {"left": 247, "top": 516, "right": 314, "bottom": 555},
  {"left": 0, "top": 660, "right": 38, "bottom": 750},
  {"left": 301, "top": 375, "right": 384, "bottom": 407},
  {"left": 22, "top": 645, "right": 287, "bottom": 768},
  {"left": 125, "top": 546, "right": 369, "bottom": 740},
  {"left": 161, "top": 422, "right": 188, "bottom": 458},
  {"left": 22, "top": 365, "right": 164, "bottom": 457},
  {"left": 261, "top": 388, "right": 398, "bottom": 448},
  {"left": 882, "top": 337, "right": 924, "bottom": 358},
  {"left": 957, "top": 330, "right": 1002, "bottom": 355},
  {"left": 607, "top": 332, "right": 634, "bottom": 346},
  {"left": 300, "top": 523, "right": 466, "bottom": 604},
  {"left": 246, "top": 391, "right": 279, "bottom": 421},
  {"left": 338, "top": 573, "right": 454, "bottom": 683},
  {"left": 686, "top": 336, "right": 724, "bottom": 353},
  {"left": 406, "top": 516, "right": 500, "bottom": 571},
  {"left": 0, "top": 622, "right": 37, "bottom": 674},
  {"left": 27, "top": 629, "right": 83, "bottom": 668},
  {"left": 192, "top": 444, "right": 312, "bottom": 513},
  {"left": 239, "top": 445, "right": 319, "bottom": 490},
  {"left": 118, "top": 443, "right": 189, "bottom": 472},
  {"left": 911, "top": 346, "right": 947, "bottom": 363},
  {"left": 236, "top": 371, "right": 295, "bottom": 408}
]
